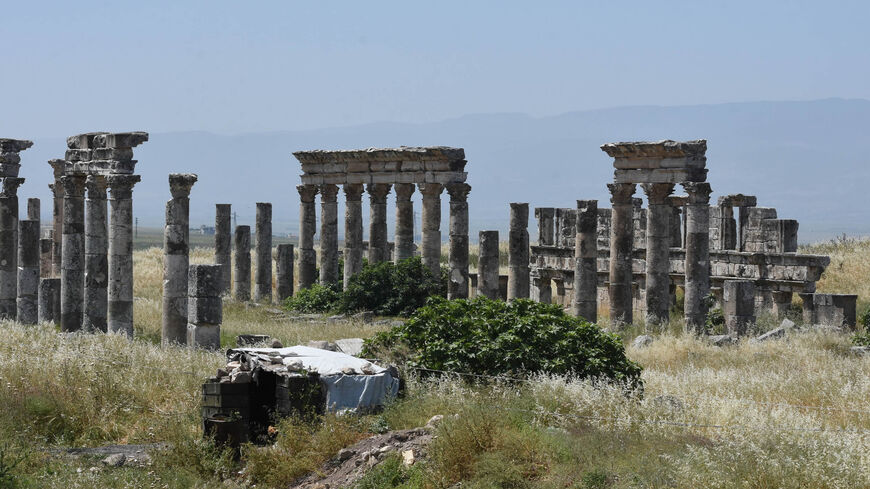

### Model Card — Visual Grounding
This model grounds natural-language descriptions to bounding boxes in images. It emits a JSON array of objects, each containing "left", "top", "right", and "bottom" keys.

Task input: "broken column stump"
[{"left": 188, "top": 264, "right": 222, "bottom": 349}]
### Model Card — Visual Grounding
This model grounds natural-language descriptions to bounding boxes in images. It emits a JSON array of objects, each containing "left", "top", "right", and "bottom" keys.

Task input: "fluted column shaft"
[
  {"left": 84, "top": 175, "right": 109, "bottom": 332},
  {"left": 162, "top": 174, "right": 197, "bottom": 345},
  {"left": 367, "top": 183, "right": 391, "bottom": 264},
  {"left": 106, "top": 174, "right": 140, "bottom": 337},
  {"left": 446, "top": 183, "right": 471, "bottom": 298},
  {"left": 318, "top": 186, "right": 339, "bottom": 285},
  {"left": 642, "top": 183, "right": 675, "bottom": 325},
  {"left": 507, "top": 202, "right": 529, "bottom": 300},
  {"left": 255, "top": 202, "right": 273, "bottom": 301},
  {"left": 418, "top": 183, "right": 443, "bottom": 276},
  {"left": 394, "top": 183, "right": 415, "bottom": 262},
  {"left": 573, "top": 200, "right": 598, "bottom": 321},
  {"left": 297, "top": 185, "right": 318, "bottom": 290},
  {"left": 214, "top": 204, "right": 232, "bottom": 295},
  {"left": 343, "top": 184, "right": 364, "bottom": 287},
  {"left": 683, "top": 182, "right": 712, "bottom": 333},
  {"left": 607, "top": 183, "right": 636, "bottom": 325},
  {"left": 60, "top": 174, "right": 86, "bottom": 331}
]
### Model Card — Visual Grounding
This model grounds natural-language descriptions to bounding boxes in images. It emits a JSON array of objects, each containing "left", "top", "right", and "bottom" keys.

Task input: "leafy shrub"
[
  {"left": 284, "top": 283, "right": 341, "bottom": 313},
  {"left": 338, "top": 257, "right": 447, "bottom": 317},
  {"left": 364, "top": 297, "right": 642, "bottom": 387},
  {"left": 705, "top": 307, "right": 725, "bottom": 335},
  {"left": 859, "top": 305, "right": 870, "bottom": 327},
  {"left": 852, "top": 330, "right": 870, "bottom": 347}
]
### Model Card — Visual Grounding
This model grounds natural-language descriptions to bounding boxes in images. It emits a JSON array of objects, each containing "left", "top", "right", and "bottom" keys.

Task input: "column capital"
[
  {"left": 296, "top": 184, "right": 318, "bottom": 203},
  {"left": 640, "top": 183, "right": 675, "bottom": 205},
  {"left": 85, "top": 174, "right": 108, "bottom": 199},
  {"left": 417, "top": 182, "right": 444, "bottom": 199},
  {"left": 1, "top": 177, "right": 25, "bottom": 198},
  {"left": 366, "top": 183, "right": 392, "bottom": 202},
  {"left": 343, "top": 183, "right": 364, "bottom": 202},
  {"left": 682, "top": 182, "right": 712, "bottom": 205},
  {"left": 106, "top": 174, "right": 141, "bottom": 199},
  {"left": 168, "top": 173, "right": 198, "bottom": 199},
  {"left": 60, "top": 174, "right": 86, "bottom": 197},
  {"left": 394, "top": 183, "right": 415, "bottom": 201},
  {"left": 606, "top": 182, "right": 636, "bottom": 205},
  {"left": 319, "top": 183, "right": 340, "bottom": 202},
  {"left": 48, "top": 159, "right": 66, "bottom": 179},
  {"left": 446, "top": 183, "right": 472, "bottom": 202}
]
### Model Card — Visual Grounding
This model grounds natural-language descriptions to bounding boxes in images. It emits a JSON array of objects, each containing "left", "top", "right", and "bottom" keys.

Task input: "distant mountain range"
[{"left": 17, "top": 98, "right": 870, "bottom": 243}]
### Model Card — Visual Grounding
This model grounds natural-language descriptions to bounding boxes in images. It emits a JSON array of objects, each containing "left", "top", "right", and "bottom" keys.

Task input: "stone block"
[
  {"left": 189, "top": 264, "right": 223, "bottom": 297},
  {"left": 189, "top": 297, "right": 223, "bottom": 324},
  {"left": 187, "top": 323, "right": 220, "bottom": 350}
]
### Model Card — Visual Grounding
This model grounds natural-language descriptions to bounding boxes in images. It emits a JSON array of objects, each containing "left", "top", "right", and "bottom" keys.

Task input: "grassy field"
[{"left": 0, "top": 241, "right": 868, "bottom": 488}]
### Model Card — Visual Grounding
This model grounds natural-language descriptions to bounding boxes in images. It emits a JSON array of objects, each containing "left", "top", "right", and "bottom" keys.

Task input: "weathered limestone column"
[
  {"left": 162, "top": 174, "right": 197, "bottom": 345},
  {"left": 275, "top": 244, "right": 294, "bottom": 302},
  {"left": 83, "top": 175, "right": 109, "bottom": 332},
  {"left": 394, "top": 183, "right": 415, "bottom": 262},
  {"left": 418, "top": 183, "right": 443, "bottom": 275},
  {"left": 318, "top": 186, "right": 339, "bottom": 285},
  {"left": 16, "top": 219, "right": 39, "bottom": 324},
  {"left": 38, "top": 278, "right": 61, "bottom": 324},
  {"left": 447, "top": 183, "right": 471, "bottom": 299},
  {"left": 233, "top": 225, "right": 251, "bottom": 301},
  {"left": 573, "top": 200, "right": 598, "bottom": 321},
  {"left": 297, "top": 185, "right": 318, "bottom": 290},
  {"left": 478, "top": 230, "right": 500, "bottom": 299},
  {"left": 214, "top": 204, "right": 232, "bottom": 295},
  {"left": 60, "top": 174, "right": 86, "bottom": 331},
  {"left": 255, "top": 202, "right": 274, "bottom": 301},
  {"left": 106, "top": 174, "right": 141, "bottom": 337},
  {"left": 343, "top": 184, "right": 364, "bottom": 287},
  {"left": 607, "top": 183, "right": 637, "bottom": 325},
  {"left": 27, "top": 198, "right": 39, "bottom": 221},
  {"left": 49, "top": 159, "right": 65, "bottom": 277},
  {"left": 507, "top": 202, "right": 530, "bottom": 301},
  {"left": 683, "top": 182, "right": 713, "bottom": 333},
  {"left": 535, "top": 208, "right": 555, "bottom": 245},
  {"left": 187, "top": 264, "right": 222, "bottom": 350},
  {"left": 723, "top": 280, "right": 755, "bottom": 336},
  {"left": 367, "top": 183, "right": 392, "bottom": 263},
  {"left": 39, "top": 237, "right": 53, "bottom": 277},
  {"left": 668, "top": 196, "right": 687, "bottom": 248},
  {"left": 642, "top": 183, "right": 675, "bottom": 325},
  {"left": 0, "top": 177, "right": 24, "bottom": 320}
]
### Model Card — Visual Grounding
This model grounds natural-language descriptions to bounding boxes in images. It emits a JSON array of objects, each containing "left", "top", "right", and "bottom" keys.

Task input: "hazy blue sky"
[{"left": 2, "top": 1, "right": 868, "bottom": 137}]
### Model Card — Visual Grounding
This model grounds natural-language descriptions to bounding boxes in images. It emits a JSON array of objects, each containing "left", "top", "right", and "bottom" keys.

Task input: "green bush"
[
  {"left": 859, "top": 305, "right": 870, "bottom": 327},
  {"left": 284, "top": 283, "right": 342, "bottom": 313},
  {"left": 364, "top": 297, "right": 642, "bottom": 387},
  {"left": 338, "top": 257, "right": 447, "bottom": 317}
]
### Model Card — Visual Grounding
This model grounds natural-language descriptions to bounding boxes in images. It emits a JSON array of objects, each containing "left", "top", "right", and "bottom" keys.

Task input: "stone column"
[
  {"left": 60, "top": 174, "right": 86, "bottom": 331},
  {"left": 84, "top": 175, "right": 109, "bottom": 332},
  {"left": 394, "top": 183, "right": 415, "bottom": 262},
  {"left": 187, "top": 264, "right": 222, "bottom": 350},
  {"left": 641, "top": 183, "right": 675, "bottom": 325},
  {"left": 573, "top": 200, "right": 598, "bottom": 321},
  {"left": 447, "top": 183, "right": 471, "bottom": 298},
  {"left": 255, "top": 202, "right": 273, "bottom": 301},
  {"left": 38, "top": 277, "right": 61, "bottom": 324},
  {"left": 478, "top": 230, "right": 500, "bottom": 299},
  {"left": 233, "top": 225, "right": 251, "bottom": 301},
  {"left": 507, "top": 202, "right": 530, "bottom": 301},
  {"left": 343, "top": 184, "right": 364, "bottom": 287},
  {"left": 682, "top": 182, "right": 713, "bottom": 333},
  {"left": 27, "top": 198, "right": 39, "bottom": 221},
  {"left": 367, "top": 183, "right": 391, "bottom": 263},
  {"left": 275, "top": 244, "right": 294, "bottom": 302},
  {"left": 162, "top": 173, "right": 197, "bottom": 345},
  {"left": 318, "top": 186, "right": 339, "bottom": 285},
  {"left": 49, "top": 159, "right": 64, "bottom": 277},
  {"left": 418, "top": 183, "right": 443, "bottom": 276},
  {"left": 106, "top": 174, "right": 141, "bottom": 337},
  {"left": 723, "top": 280, "right": 755, "bottom": 336},
  {"left": 297, "top": 184, "right": 318, "bottom": 290},
  {"left": 0, "top": 177, "right": 24, "bottom": 320},
  {"left": 535, "top": 208, "right": 555, "bottom": 245},
  {"left": 16, "top": 219, "right": 39, "bottom": 324},
  {"left": 214, "top": 204, "right": 232, "bottom": 295},
  {"left": 40, "top": 237, "right": 53, "bottom": 277},
  {"left": 607, "top": 183, "right": 637, "bottom": 325}
]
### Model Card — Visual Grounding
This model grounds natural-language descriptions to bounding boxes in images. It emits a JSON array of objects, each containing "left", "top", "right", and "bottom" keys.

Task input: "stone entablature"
[
  {"left": 62, "top": 132, "right": 149, "bottom": 175},
  {"left": 601, "top": 140, "right": 707, "bottom": 184},
  {"left": 294, "top": 146, "right": 467, "bottom": 185},
  {"left": 0, "top": 139, "right": 34, "bottom": 177}
]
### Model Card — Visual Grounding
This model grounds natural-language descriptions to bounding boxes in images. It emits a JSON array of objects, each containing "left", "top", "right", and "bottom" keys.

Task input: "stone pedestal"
[
  {"left": 418, "top": 183, "right": 443, "bottom": 276},
  {"left": 17, "top": 219, "right": 39, "bottom": 324},
  {"left": 38, "top": 277, "right": 61, "bottom": 324},
  {"left": 60, "top": 174, "right": 86, "bottom": 331},
  {"left": 394, "top": 183, "right": 415, "bottom": 262},
  {"left": 84, "top": 175, "right": 108, "bottom": 332},
  {"left": 255, "top": 202, "right": 273, "bottom": 301},
  {"left": 318, "top": 186, "right": 339, "bottom": 285},
  {"left": 683, "top": 182, "right": 712, "bottom": 333},
  {"left": 187, "top": 264, "right": 222, "bottom": 350},
  {"left": 478, "top": 230, "right": 500, "bottom": 299},
  {"left": 106, "top": 174, "right": 141, "bottom": 337},
  {"left": 573, "top": 200, "right": 598, "bottom": 321},
  {"left": 800, "top": 293, "right": 858, "bottom": 330},
  {"left": 214, "top": 204, "right": 232, "bottom": 295},
  {"left": 275, "top": 244, "right": 294, "bottom": 302},
  {"left": 233, "top": 225, "right": 251, "bottom": 301},
  {"left": 531, "top": 273, "right": 552, "bottom": 304},
  {"left": 447, "top": 183, "right": 471, "bottom": 299},
  {"left": 162, "top": 174, "right": 197, "bottom": 345},
  {"left": 607, "top": 183, "right": 636, "bottom": 325},
  {"left": 723, "top": 280, "right": 755, "bottom": 336},
  {"left": 507, "top": 202, "right": 530, "bottom": 301},
  {"left": 297, "top": 185, "right": 318, "bottom": 290},
  {"left": 48, "top": 159, "right": 64, "bottom": 277},
  {"left": 642, "top": 183, "right": 675, "bottom": 325},
  {"left": 367, "top": 183, "right": 391, "bottom": 264},
  {"left": 343, "top": 184, "right": 364, "bottom": 287}
]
